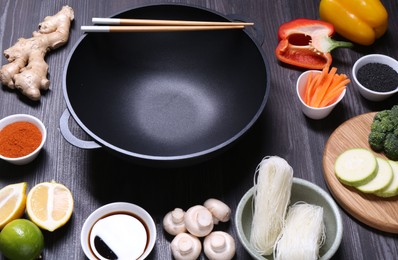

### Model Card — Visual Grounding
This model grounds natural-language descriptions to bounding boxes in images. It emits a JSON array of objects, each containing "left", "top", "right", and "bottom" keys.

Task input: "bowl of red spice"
[
  {"left": 352, "top": 54, "right": 398, "bottom": 101},
  {"left": 0, "top": 114, "right": 46, "bottom": 165}
]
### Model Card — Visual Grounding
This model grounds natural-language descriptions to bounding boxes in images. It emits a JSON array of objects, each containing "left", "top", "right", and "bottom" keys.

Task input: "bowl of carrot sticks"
[{"left": 296, "top": 66, "right": 350, "bottom": 120}]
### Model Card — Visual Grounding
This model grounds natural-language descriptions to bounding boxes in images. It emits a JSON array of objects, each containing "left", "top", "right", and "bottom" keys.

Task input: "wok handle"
[
  {"left": 227, "top": 14, "right": 265, "bottom": 46},
  {"left": 59, "top": 109, "right": 101, "bottom": 149}
]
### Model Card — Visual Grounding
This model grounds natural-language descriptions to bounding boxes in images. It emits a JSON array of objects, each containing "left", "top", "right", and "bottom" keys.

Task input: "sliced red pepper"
[{"left": 275, "top": 18, "right": 352, "bottom": 70}]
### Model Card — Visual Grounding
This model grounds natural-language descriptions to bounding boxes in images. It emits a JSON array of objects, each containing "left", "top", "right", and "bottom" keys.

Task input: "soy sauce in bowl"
[
  {"left": 81, "top": 202, "right": 156, "bottom": 260},
  {"left": 89, "top": 212, "right": 150, "bottom": 260}
]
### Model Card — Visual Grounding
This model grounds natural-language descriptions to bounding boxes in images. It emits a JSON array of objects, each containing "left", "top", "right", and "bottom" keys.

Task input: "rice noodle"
[
  {"left": 274, "top": 202, "right": 326, "bottom": 260},
  {"left": 249, "top": 156, "right": 293, "bottom": 256}
]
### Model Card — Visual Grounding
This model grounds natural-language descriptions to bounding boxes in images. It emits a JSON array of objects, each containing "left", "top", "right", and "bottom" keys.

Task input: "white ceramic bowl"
[
  {"left": 296, "top": 70, "right": 346, "bottom": 120},
  {"left": 235, "top": 178, "right": 343, "bottom": 260},
  {"left": 81, "top": 202, "right": 157, "bottom": 260},
  {"left": 352, "top": 54, "right": 398, "bottom": 101},
  {"left": 0, "top": 114, "right": 47, "bottom": 165}
]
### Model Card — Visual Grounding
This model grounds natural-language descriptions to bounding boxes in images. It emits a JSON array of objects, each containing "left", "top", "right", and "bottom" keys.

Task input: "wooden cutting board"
[{"left": 323, "top": 112, "right": 398, "bottom": 234}]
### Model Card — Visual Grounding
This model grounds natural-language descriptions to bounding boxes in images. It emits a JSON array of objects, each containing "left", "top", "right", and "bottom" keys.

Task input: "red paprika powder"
[{"left": 0, "top": 122, "right": 42, "bottom": 158}]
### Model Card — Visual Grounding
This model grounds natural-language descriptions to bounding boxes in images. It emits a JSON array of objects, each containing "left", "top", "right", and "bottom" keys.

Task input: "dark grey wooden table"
[{"left": 1, "top": 0, "right": 397, "bottom": 259}]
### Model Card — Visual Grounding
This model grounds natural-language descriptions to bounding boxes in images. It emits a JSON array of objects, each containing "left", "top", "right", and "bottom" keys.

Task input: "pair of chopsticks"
[{"left": 81, "top": 17, "right": 253, "bottom": 32}]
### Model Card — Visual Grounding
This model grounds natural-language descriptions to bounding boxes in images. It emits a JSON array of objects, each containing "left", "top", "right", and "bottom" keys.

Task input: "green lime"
[{"left": 0, "top": 219, "right": 44, "bottom": 260}]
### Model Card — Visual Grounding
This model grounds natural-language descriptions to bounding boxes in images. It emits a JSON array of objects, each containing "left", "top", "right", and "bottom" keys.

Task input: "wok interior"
[{"left": 65, "top": 5, "right": 267, "bottom": 158}]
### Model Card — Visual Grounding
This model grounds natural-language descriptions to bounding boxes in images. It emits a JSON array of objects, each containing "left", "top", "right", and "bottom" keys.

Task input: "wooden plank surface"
[{"left": 0, "top": 0, "right": 397, "bottom": 260}]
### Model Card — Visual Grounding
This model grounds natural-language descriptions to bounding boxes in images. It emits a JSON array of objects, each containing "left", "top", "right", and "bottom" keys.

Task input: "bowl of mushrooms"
[{"left": 163, "top": 198, "right": 236, "bottom": 260}]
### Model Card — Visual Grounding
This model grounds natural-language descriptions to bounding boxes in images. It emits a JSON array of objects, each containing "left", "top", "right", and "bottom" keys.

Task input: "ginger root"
[{"left": 0, "top": 5, "right": 74, "bottom": 101}]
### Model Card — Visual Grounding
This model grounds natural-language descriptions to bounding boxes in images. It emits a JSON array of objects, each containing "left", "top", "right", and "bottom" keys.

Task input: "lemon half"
[
  {"left": 0, "top": 182, "right": 27, "bottom": 229},
  {"left": 26, "top": 181, "right": 74, "bottom": 232}
]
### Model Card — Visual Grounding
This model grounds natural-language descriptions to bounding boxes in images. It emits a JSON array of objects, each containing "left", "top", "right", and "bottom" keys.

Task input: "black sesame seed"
[{"left": 357, "top": 62, "right": 398, "bottom": 92}]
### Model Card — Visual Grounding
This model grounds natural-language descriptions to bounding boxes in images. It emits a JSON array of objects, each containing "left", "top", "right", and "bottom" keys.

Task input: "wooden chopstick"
[
  {"left": 92, "top": 17, "right": 254, "bottom": 27},
  {"left": 81, "top": 25, "right": 245, "bottom": 33},
  {"left": 81, "top": 17, "right": 253, "bottom": 33}
]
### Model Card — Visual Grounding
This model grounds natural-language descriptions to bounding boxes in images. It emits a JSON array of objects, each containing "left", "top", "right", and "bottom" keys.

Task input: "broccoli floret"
[
  {"left": 370, "top": 118, "right": 394, "bottom": 133},
  {"left": 371, "top": 108, "right": 395, "bottom": 132},
  {"left": 384, "top": 133, "right": 398, "bottom": 161},
  {"left": 390, "top": 104, "right": 398, "bottom": 114},
  {"left": 389, "top": 112, "right": 398, "bottom": 128},
  {"left": 371, "top": 120, "right": 386, "bottom": 133},
  {"left": 374, "top": 110, "right": 390, "bottom": 121},
  {"left": 369, "top": 105, "right": 398, "bottom": 157},
  {"left": 368, "top": 131, "right": 386, "bottom": 151}
]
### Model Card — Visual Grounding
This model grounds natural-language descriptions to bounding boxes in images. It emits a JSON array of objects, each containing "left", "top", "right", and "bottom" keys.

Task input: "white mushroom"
[
  {"left": 171, "top": 233, "right": 202, "bottom": 260},
  {"left": 203, "top": 198, "right": 231, "bottom": 224},
  {"left": 203, "top": 231, "right": 236, "bottom": 260},
  {"left": 163, "top": 208, "right": 187, "bottom": 236},
  {"left": 184, "top": 205, "right": 214, "bottom": 237}
]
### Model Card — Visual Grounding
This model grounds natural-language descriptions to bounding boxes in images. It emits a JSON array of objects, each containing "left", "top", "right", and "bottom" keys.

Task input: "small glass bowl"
[
  {"left": 0, "top": 114, "right": 47, "bottom": 165},
  {"left": 352, "top": 54, "right": 398, "bottom": 101},
  {"left": 296, "top": 70, "right": 346, "bottom": 120}
]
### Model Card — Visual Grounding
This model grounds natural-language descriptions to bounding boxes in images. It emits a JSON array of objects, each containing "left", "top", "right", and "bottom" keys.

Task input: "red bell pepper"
[{"left": 275, "top": 18, "right": 352, "bottom": 70}]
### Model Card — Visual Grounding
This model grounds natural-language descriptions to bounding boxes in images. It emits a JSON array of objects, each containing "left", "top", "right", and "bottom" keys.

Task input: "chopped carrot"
[
  {"left": 319, "top": 78, "right": 350, "bottom": 107},
  {"left": 320, "top": 86, "right": 346, "bottom": 107},
  {"left": 305, "top": 67, "right": 326, "bottom": 106},
  {"left": 303, "top": 71, "right": 313, "bottom": 104},
  {"left": 311, "top": 66, "right": 337, "bottom": 107},
  {"left": 301, "top": 66, "right": 350, "bottom": 108}
]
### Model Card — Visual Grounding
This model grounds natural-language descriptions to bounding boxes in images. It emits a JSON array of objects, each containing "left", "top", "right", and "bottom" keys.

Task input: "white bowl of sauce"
[{"left": 81, "top": 202, "right": 156, "bottom": 260}]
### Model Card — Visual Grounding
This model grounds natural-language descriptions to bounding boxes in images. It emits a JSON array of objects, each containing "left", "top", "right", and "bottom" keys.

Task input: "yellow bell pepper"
[{"left": 319, "top": 0, "right": 388, "bottom": 46}]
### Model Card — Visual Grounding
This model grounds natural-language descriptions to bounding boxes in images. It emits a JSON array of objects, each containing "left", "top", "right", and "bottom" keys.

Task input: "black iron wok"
[{"left": 61, "top": 4, "right": 269, "bottom": 166}]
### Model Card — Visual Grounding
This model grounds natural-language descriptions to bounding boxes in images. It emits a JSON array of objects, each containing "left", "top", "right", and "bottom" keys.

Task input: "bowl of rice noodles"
[{"left": 235, "top": 177, "right": 343, "bottom": 260}]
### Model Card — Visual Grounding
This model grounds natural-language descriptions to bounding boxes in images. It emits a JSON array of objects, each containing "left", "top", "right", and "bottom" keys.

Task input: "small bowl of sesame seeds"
[{"left": 352, "top": 54, "right": 398, "bottom": 101}]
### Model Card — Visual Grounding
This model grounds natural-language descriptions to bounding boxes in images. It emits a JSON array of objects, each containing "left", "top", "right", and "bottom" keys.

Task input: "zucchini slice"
[
  {"left": 375, "top": 160, "right": 398, "bottom": 197},
  {"left": 357, "top": 158, "right": 393, "bottom": 193},
  {"left": 334, "top": 148, "right": 377, "bottom": 186}
]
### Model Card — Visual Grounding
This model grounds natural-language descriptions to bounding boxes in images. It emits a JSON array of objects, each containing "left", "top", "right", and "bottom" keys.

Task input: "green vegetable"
[
  {"left": 375, "top": 160, "right": 398, "bottom": 197},
  {"left": 335, "top": 148, "right": 398, "bottom": 197},
  {"left": 356, "top": 157, "right": 393, "bottom": 193},
  {"left": 334, "top": 148, "right": 377, "bottom": 186},
  {"left": 368, "top": 131, "right": 386, "bottom": 152},
  {"left": 368, "top": 105, "right": 398, "bottom": 160},
  {"left": 384, "top": 133, "right": 398, "bottom": 161}
]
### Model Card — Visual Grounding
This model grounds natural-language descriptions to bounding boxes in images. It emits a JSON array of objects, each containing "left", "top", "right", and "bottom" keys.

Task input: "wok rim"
[{"left": 62, "top": 3, "right": 270, "bottom": 163}]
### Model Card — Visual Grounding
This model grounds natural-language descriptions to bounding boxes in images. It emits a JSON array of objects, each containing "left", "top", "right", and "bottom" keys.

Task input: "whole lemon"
[{"left": 0, "top": 219, "right": 44, "bottom": 260}]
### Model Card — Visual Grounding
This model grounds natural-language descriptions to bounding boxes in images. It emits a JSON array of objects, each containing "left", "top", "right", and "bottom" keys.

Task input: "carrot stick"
[
  {"left": 329, "top": 78, "right": 350, "bottom": 93},
  {"left": 311, "top": 67, "right": 337, "bottom": 107},
  {"left": 306, "top": 75, "right": 318, "bottom": 104},
  {"left": 309, "top": 66, "right": 330, "bottom": 107},
  {"left": 328, "top": 74, "right": 346, "bottom": 91},
  {"left": 319, "top": 78, "right": 350, "bottom": 107},
  {"left": 301, "top": 65, "right": 350, "bottom": 108},
  {"left": 306, "top": 67, "right": 328, "bottom": 106},
  {"left": 320, "top": 87, "right": 345, "bottom": 107},
  {"left": 304, "top": 71, "right": 313, "bottom": 104}
]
